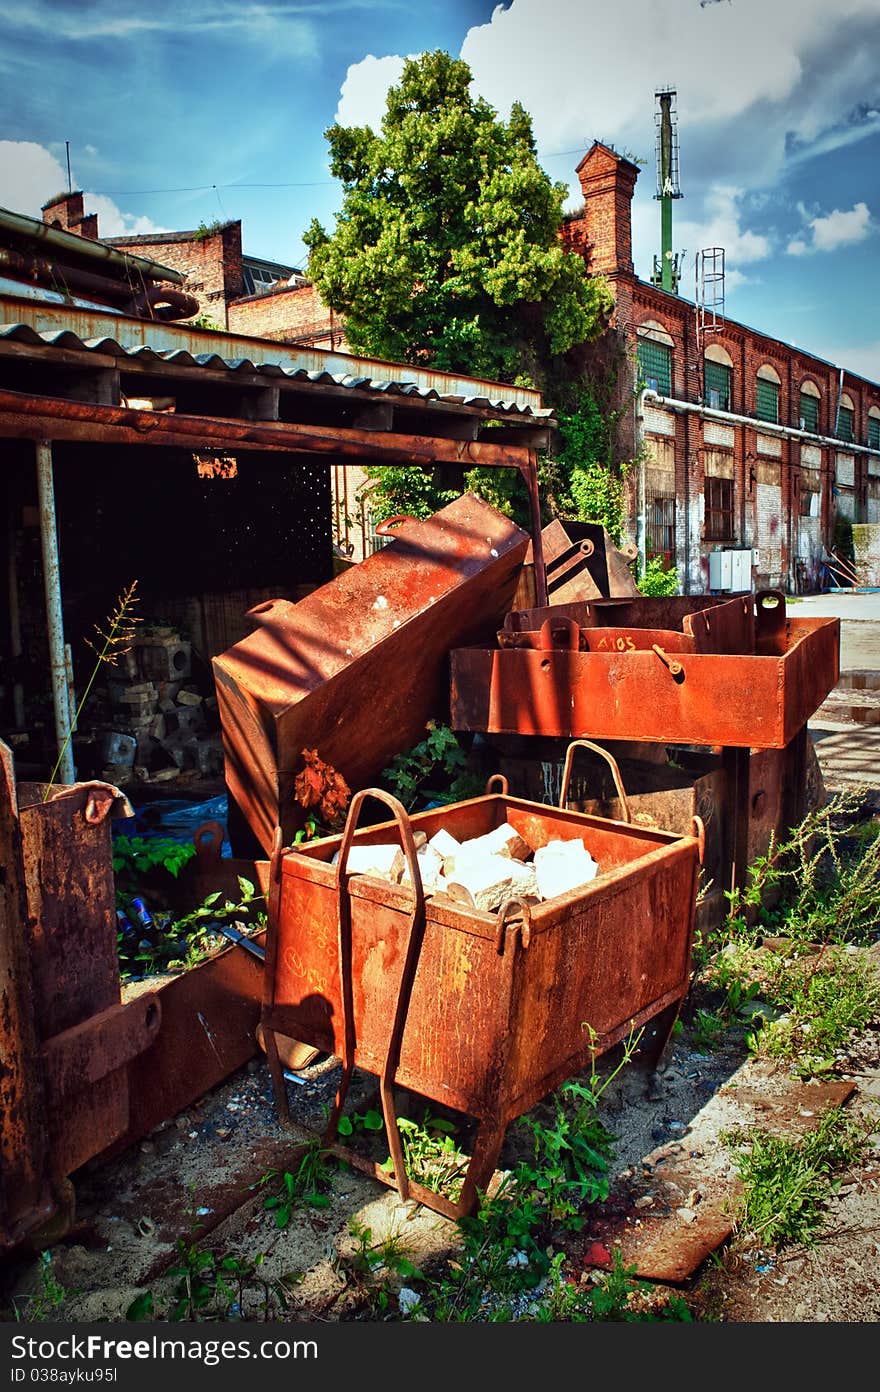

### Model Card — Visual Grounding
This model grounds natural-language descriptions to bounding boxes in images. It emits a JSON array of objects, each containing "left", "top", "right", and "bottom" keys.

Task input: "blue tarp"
[{"left": 113, "top": 794, "right": 231, "bottom": 858}]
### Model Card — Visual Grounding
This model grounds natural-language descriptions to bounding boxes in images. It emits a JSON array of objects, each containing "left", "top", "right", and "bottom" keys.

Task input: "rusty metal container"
[
  {"left": 260, "top": 777, "right": 702, "bottom": 1218},
  {"left": 450, "top": 591, "right": 840, "bottom": 748},
  {"left": 213, "top": 493, "right": 530, "bottom": 854}
]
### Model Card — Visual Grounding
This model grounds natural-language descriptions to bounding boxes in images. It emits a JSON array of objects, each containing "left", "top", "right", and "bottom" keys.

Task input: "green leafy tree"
[{"left": 305, "top": 50, "right": 612, "bottom": 383}]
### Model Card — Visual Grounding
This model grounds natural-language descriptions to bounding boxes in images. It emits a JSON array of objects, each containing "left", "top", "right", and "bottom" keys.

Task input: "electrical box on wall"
[{"left": 709, "top": 549, "right": 754, "bottom": 592}]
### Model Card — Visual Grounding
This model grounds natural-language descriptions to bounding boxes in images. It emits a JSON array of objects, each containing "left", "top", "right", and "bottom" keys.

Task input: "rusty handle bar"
[
  {"left": 332, "top": 788, "right": 427, "bottom": 1203},
  {"left": 651, "top": 644, "right": 684, "bottom": 678},
  {"left": 374, "top": 514, "right": 418, "bottom": 536},
  {"left": 558, "top": 739, "right": 631, "bottom": 823}
]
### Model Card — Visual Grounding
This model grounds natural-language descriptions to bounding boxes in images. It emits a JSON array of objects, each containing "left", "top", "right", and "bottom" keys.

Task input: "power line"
[
  {"left": 95, "top": 180, "right": 335, "bottom": 196},
  {"left": 94, "top": 150, "right": 586, "bottom": 199}
]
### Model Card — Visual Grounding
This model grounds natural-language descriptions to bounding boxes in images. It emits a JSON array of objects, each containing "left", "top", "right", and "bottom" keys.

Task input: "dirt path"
[{"left": 4, "top": 966, "right": 879, "bottom": 1325}]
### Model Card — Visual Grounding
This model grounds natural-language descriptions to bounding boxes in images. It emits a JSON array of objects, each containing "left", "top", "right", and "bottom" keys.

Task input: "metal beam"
[{"left": 0, "top": 389, "right": 534, "bottom": 471}]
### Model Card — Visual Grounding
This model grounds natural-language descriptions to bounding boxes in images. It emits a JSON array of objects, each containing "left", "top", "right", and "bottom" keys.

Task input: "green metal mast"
[{"left": 652, "top": 88, "right": 682, "bottom": 294}]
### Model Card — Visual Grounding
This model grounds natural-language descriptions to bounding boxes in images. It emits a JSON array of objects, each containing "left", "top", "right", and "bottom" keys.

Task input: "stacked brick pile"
[{"left": 94, "top": 625, "right": 224, "bottom": 788}]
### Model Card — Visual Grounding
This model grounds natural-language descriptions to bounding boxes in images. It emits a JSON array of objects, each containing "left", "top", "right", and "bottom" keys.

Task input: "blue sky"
[{"left": 1, "top": 0, "right": 879, "bottom": 382}]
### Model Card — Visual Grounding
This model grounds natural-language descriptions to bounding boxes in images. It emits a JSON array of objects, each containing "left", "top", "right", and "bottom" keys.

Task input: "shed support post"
[{"left": 35, "top": 439, "right": 75, "bottom": 785}]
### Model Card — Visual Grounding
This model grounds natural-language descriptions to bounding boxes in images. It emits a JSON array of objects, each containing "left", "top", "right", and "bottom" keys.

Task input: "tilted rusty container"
[
  {"left": 450, "top": 591, "right": 840, "bottom": 748},
  {"left": 260, "top": 782, "right": 702, "bottom": 1218},
  {"left": 213, "top": 493, "right": 529, "bottom": 854}
]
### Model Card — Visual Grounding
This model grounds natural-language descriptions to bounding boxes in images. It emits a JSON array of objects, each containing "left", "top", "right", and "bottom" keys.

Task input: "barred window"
[
  {"left": 637, "top": 338, "right": 672, "bottom": 396},
  {"left": 648, "top": 492, "right": 675, "bottom": 559},
  {"left": 704, "top": 359, "right": 732, "bottom": 411},
  {"left": 799, "top": 391, "right": 819, "bottom": 434},
  {"left": 705, "top": 476, "right": 734, "bottom": 542},
  {"left": 756, "top": 377, "right": 779, "bottom": 424}
]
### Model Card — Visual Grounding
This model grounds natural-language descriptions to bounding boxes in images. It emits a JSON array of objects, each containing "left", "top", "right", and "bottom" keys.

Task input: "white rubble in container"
[
  {"left": 401, "top": 844, "right": 446, "bottom": 892},
  {"left": 331, "top": 843, "right": 403, "bottom": 881},
  {"left": 445, "top": 853, "right": 538, "bottom": 913},
  {"left": 456, "top": 823, "right": 532, "bottom": 866},
  {"left": 427, "top": 827, "right": 462, "bottom": 874},
  {"left": 533, "top": 839, "right": 598, "bottom": 901}
]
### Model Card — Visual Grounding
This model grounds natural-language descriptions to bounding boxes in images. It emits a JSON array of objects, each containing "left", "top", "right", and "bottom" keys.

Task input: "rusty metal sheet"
[
  {"left": 18, "top": 782, "right": 121, "bottom": 1037},
  {"left": 42, "top": 996, "right": 162, "bottom": 1108},
  {"left": 513, "top": 519, "right": 640, "bottom": 611},
  {"left": 263, "top": 791, "right": 701, "bottom": 1217},
  {"left": 99, "top": 930, "right": 268, "bottom": 1160},
  {"left": 451, "top": 615, "right": 840, "bottom": 749},
  {"left": 0, "top": 743, "right": 55, "bottom": 1248},
  {"left": 213, "top": 494, "right": 530, "bottom": 852}
]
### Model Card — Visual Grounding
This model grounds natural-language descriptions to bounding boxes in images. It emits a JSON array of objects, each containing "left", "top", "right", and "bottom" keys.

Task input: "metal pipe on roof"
[
  {"left": 0, "top": 206, "right": 185, "bottom": 286},
  {"left": 35, "top": 439, "right": 75, "bottom": 785}
]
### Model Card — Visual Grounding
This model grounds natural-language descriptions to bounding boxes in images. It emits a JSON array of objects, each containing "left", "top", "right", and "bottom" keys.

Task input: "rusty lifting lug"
[
  {"left": 494, "top": 897, "right": 532, "bottom": 954},
  {"left": 651, "top": 643, "right": 685, "bottom": 680}
]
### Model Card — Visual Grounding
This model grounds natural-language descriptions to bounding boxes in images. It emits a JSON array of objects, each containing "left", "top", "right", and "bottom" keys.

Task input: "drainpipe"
[
  {"left": 634, "top": 387, "right": 649, "bottom": 578},
  {"left": 35, "top": 440, "right": 75, "bottom": 785},
  {"left": 639, "top": 390, "right": 880, "bottom": 460}
]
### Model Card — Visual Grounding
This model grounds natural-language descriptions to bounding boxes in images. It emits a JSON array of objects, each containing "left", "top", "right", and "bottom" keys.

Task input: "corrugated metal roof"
[{"left": 0, "top": 303, "right": 555, "bottom": 422}]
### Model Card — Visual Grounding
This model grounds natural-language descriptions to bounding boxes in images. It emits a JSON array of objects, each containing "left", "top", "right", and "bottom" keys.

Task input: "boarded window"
[
  {"left": 756, "top": 377, "right": 779, "bottom": 423},
  {"left": 837, "top": 405, "right": 855, "bottom": 442},
  {"left": 637, "top": 339, "right": 672, "bottom": 396},
  {"left": 705, "top": 476, "right": 735, "bottom": 542},
  {"left": 869, "top": 416, "right": 880, "bottom": 449},
  {"left": 799, "top": 392, "right": 819, "bottom": 434},
  {"left": 704, "top": 359, "right": 732, "bottom": 411}
]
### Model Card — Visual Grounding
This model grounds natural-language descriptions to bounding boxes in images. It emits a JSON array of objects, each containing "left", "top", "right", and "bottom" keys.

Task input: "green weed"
[
  {"left": 723, "top": 1105, "right": 872, "bottom": 1250},
  {"left": 258, "top": 1142, "right": 337, "bottom": 1226}
]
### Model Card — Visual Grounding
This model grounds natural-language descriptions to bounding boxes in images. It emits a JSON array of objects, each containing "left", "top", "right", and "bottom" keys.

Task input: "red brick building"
[
  {"left": 564, "top": 143, "right": 880, "bottom": 593},
  {"left": 43, "top": 164, "right": 880, "bottom": 592},
  {"left": 105, "top": 213, "right": 344, "bottom": 347}
]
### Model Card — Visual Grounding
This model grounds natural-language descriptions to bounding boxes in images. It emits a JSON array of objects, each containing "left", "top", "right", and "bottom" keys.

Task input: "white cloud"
[
  {"left": 787, "top": 201, "right": 874, "bottom": 255},
  {"left": 0, "top": 2, "right": 320, "bottom": 55},
  {"left": 0, "top": 140, "right": 166, "bottom": 235},
  {"left": 335, "top": 53, "right": 410, "bottom": 128},
  {"left": 823, "top": 340, "right": 880, "bottom": 383}
]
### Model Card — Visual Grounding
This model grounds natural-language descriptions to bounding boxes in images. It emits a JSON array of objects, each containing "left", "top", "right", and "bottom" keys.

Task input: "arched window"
[
  {"left": 837, "top": 391, "right": 855, "bottom": 443},
  {"left": 799, "top": 379, "right": 820, "bottom": 434},
  {"left": 704, "top": 344, "right": 733, "bottom": 411},
  {"left": 756, "top": 364, "right": 781, "bottom": 424},
  {"left": 636, "top": 321, "right": 673, "bottom": 396},
  {"left": 868, "top": 405, "right": 880, "bottom": 450}
]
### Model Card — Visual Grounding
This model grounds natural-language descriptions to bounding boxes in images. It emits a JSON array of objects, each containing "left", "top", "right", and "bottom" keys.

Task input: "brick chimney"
[
  {"left": 572, "top": 142, "right": 640, "bottom": 277},
  {"left": 41, "top": 190, "right": 99, "bottom": 239}
]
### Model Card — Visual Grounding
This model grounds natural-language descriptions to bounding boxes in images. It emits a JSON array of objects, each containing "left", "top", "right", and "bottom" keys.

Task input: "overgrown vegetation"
[
  {"left": 724, "top": 1105, "right": 873, "bottom": 1250},
  {"left": 115, "top": 871, "right": 265, "bottom": 981},
  {"left": 380, "top": 720, "right": 484, "bottom": 811},
  {"left": 687, "top": 791, "right": 880, "bottom": 1075}
]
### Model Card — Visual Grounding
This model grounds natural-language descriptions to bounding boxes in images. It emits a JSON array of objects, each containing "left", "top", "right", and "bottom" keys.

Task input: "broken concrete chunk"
[
  {"left": 533, "top": 839, "right": 598, "bottom": 901},
  {"left": 445, "top": 853, "right": 538, "bottom": 913},
  {"left": 428, "top": 828, "right": 461, "bottom": 859},
  {"left": 457, "top": 822, "right": 532, "bottom": 864},
  {"left": 331, "top": 843, "right": 404, "bottom": 882},
  {"left": 401, "top": 844, "right": 445, "bottom": 892}
]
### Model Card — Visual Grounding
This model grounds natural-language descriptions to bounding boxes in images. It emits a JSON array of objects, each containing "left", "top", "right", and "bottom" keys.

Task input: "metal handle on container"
[
  {"left": 558, "top": 739, "right": 632, "bottom": 823},
  {"left": 484, "top": 774, "right": 509, "bottom": 795},
  {"left": 330, "top": 788, "right": 427, "bottom": 1202},
  {"left": 691, "top": 815, "right": 706, "bottom": 866},
  {"left": 539, "top": 615, "right": 580, "bottom": 651},
  {"left": 374, "top": 514, "right": 418, "bottom": 537}
]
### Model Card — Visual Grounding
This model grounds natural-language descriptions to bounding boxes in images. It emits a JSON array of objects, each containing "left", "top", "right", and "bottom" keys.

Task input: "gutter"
[{"left": 0, "top": 206, "right": 186, "bottom": 286}]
